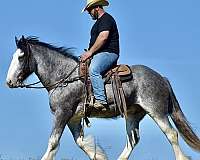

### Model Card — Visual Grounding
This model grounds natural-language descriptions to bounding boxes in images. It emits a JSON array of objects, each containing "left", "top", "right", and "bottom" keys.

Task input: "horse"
[{"left": 6, "top": 36, "right": 200, "bottom": 160}]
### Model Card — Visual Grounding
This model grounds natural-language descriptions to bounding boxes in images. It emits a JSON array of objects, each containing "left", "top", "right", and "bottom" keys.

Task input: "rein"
[{"left": 19, "top": 63, "right": 82, "bottom": 90}]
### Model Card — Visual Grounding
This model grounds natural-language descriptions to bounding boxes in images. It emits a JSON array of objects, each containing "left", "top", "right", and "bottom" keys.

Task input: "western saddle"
[{"left": 79, "top": 59, "right": 133, "bottom": 120}]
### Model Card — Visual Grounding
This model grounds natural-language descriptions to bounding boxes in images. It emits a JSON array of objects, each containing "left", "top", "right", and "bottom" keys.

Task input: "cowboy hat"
[{"left": 82, "top": 0, "right": 109, "bottom": 12}]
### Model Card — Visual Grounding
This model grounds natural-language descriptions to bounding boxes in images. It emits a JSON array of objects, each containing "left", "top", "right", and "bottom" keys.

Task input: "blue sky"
[{"left": 0, "top": 0, "right": 200, "bottom": 159}]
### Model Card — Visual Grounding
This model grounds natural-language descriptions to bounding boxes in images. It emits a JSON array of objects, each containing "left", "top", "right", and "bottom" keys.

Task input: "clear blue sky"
[{"left": 0, "top": 0, "right": 200, "bottom": 159}]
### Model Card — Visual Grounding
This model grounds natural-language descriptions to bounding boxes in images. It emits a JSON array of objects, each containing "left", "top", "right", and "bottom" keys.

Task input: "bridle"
[
  {"left": 19, "top": 63, "right": 81, "bottom": 90},
  {"left": 16, "top": 43, "right": 32, "bottom": 87},
  {"left": 19, "top": 62, "right": 81, "bottom": 90}
]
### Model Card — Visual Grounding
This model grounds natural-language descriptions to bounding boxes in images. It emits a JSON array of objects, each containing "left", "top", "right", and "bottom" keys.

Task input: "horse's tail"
[{"left": 165, "top": 78, "right": 200, "bottom": 152}]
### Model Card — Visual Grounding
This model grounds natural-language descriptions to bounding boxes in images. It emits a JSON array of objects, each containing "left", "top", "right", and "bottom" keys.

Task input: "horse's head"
[{"left": 6, "top": 36, "right": 35, "bottom": 88}]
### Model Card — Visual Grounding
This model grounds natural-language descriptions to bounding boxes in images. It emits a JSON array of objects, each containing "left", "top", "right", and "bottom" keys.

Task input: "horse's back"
[{"left": 130, "top": 65, "right": 167, "bottom": 86}]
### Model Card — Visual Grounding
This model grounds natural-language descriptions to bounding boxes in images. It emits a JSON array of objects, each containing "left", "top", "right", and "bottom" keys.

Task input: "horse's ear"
[
  {"left": 15, "top": 36, "right": 19, "bottom": 46},
  {"left": 22, "top": 35, "right": 25, "bottom": 41}
]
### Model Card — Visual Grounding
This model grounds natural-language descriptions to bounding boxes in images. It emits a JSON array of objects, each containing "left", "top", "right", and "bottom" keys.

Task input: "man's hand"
[
  {"left": 80, "top": 50, "right": 93, "bottom": 62},
  {"left": 80, "top": 31, "right": 109, "bottom": 62}
]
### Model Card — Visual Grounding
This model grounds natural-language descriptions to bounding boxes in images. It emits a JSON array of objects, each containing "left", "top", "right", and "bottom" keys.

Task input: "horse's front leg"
[
  {"left": 68, "top": 118, "right": 108, "bottom": 160},
  {"left": 41, "top": 109, "right": 72, "bottom": 160}
]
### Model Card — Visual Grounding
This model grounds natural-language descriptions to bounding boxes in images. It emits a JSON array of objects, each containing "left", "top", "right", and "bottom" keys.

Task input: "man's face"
[{"left": 87, "top": 7, "right": 98, "bottom": 20}]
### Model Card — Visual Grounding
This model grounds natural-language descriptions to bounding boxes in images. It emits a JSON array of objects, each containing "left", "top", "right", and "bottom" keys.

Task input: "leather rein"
[{"left": 19, "top": 63, "right": 81, "bottom": 90}]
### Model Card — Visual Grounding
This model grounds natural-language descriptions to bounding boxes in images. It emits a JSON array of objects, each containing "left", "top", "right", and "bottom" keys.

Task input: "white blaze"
[{"left": 6, "top": 49, "right": 24, "bottom": 82}]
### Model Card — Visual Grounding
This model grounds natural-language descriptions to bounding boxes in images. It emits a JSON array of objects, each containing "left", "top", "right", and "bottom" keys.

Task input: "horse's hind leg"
[
  {"left": 118, "top": 110, "right": 145, "bottom": 160},
  {"left": 151, "top": 115, "right": 190, "bottom": 160},
  {"left": 67, "top": 118, "right": 108, "bottom": 160}
]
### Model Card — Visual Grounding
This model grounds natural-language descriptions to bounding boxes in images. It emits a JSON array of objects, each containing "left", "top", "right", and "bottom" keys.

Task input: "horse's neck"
[{"left": 32, "top": 46, "right": 78, "bottom": 88}]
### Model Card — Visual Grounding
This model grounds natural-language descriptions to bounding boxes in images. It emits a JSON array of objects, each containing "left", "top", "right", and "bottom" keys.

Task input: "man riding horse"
[
  {"left": 6, "top": 1, "right": 200, "bottom": 159},
  {"left": 81, "top": 0, "right": 120, "bottom": 110}
]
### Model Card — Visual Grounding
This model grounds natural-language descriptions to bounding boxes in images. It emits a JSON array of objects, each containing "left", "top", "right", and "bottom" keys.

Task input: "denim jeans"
[{"left": 89, "top": 52, "right": 119, "bottom": 103}]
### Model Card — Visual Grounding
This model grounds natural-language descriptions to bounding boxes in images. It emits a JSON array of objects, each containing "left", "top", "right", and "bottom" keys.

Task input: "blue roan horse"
[{"left": 6, "top": 36, "right": 200, "bottom": 160}]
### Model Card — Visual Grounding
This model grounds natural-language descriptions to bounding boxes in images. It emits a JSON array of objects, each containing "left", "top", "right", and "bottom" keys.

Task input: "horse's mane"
[{"left": 19, "top": 36, "right": 79, "bottom": 62}]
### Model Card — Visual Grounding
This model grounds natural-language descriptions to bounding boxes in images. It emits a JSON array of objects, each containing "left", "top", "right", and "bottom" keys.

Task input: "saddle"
[
  {"left": 104, "top": 64, "right": 133, "bottom": 83},
  {"left": 79, "top": 59, "right": 133, "bottom": 119},
  {"left": 80, "top": 60, "right": 132, "bottom": 83}
]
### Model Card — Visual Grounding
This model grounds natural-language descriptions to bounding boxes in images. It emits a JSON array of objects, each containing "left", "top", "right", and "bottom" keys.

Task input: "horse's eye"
[{"left": 18, "top": 51, "right": 25, "bottom": 60}]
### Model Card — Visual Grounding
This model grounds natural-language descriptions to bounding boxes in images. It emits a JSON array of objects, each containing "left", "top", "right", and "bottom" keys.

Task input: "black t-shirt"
[{"left": 89, "top": 12, "right": 120, "bottom": 55}]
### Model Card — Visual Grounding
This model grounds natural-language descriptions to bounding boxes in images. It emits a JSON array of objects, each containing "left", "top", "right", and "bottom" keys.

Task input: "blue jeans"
[{"left": 89, "top": 52, "right": 119, "bottom": 103}]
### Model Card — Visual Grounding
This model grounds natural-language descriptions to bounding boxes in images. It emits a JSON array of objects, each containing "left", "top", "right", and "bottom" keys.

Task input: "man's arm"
[
  {"left": 81, "top": 31, "right": 109, "bottom": 62},
  {"left": 89, "top": 30, "right": 109, "bottom": 53}
]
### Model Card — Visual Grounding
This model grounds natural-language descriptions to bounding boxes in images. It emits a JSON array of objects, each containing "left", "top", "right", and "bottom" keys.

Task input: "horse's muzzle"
[
  {"left": 6, "top": 80, "right": 15, "bottom": 88},
  {"left": 6, "top": 80, "right": 23, "bottom": 88}
]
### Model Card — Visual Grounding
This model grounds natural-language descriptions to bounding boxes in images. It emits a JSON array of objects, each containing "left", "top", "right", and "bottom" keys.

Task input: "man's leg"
[{"left": 89, "top": 52, "right": 118, "bottom": 106}]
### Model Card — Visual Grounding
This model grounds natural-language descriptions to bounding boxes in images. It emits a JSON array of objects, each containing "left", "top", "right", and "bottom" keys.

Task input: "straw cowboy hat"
[{"left": 82, "top": 0, "right": 109, "bottom": 12}]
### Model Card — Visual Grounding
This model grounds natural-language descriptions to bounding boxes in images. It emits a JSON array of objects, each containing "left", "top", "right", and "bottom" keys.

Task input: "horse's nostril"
[{"left": 6, "top": 80, "right": 12, "bottom": 87}]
